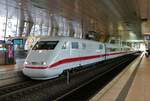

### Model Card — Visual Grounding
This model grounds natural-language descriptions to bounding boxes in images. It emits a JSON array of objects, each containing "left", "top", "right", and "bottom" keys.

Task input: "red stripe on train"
[
  {"left": 25, "top": 52, "right": 126, "bottom": 69},
  {"left": 49, "top": 54, "right": 105, "bottom": 68},
  {"left": 49, "top": 52, "right": 126, "bottom": 68}
]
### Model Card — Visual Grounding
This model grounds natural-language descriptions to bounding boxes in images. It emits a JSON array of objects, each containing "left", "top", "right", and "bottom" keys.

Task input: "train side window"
[
  {"left": 82, "top": 43, "right": 86, "bottom": 49},
  {"left": 99, "top": 44, "right": 103, "bottom": 49},
  {"left": 72, "top": 42, "right": 79, "bottom": 49},
  {"left": 111, "top": 48, "right": 116, "bottom": 51}
]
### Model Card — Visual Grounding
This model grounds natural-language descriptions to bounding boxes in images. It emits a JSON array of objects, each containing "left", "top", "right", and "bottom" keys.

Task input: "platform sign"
[
  {"left": 13, "top": 39, "right": 23, "bottom": 45},
  {"left": 145, "top": 35, "right": 150, "bottom": 40}
]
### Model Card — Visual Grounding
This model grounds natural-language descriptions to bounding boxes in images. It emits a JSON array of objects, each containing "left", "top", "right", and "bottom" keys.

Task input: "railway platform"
[
  {"left": 0, "top": 59, "right": 24, "bottom": 73},
  {"left": 90, "top": 53, "right": 147, "bottom": 101},
  {"left": 90, "top": 52, "right": 146, "bottom": 101},
  {"left": 125, "top": 55, "right": 150, "bottom": 101},
  {"left": 0, "top": 59, "right": 25, "bottom": 86}
]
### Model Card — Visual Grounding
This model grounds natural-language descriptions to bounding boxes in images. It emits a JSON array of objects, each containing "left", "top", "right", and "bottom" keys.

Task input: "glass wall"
[
  {"left": 0, "top": 0, "right": 83, "bottom": 40},
  {"left": 0, "top": 0, "right": 19, "bottom": 40},
  {"left": 6, "top": 6, "right": 19, "bottom": 37},
  {"left": 0, "top": 2, "right": 6, "bottom": 40},
  {"left": 29, "top": 5, "right": 83, "bottom": 38}
]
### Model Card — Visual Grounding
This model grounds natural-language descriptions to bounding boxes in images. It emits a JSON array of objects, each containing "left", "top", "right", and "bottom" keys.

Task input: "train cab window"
[
  {"left": 71, "top": 42, "right": 79, "bottom": 49},
  {"left": 32, "top": 41, "right": 58, "bottom": 50},
  {"left": 99, "top": 44, "right": 103, "bottom": 50}
]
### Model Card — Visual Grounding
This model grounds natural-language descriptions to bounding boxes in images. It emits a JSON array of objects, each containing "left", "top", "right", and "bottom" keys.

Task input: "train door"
[
  {"left": 59, "top": 41, "right": 70, "bottom": 70},
  {"left": 104, "top": 43, "right": 107, "bottom": 60},
  {"left": 80, "top": 42, "right": 87, "bottom": 66},
  {"left": 98, "top": 44, "right": 105, "bottom": 61},
  {"left": 70, "top": 41, "right": 81, "bottom": 68},
  {"left": 105, "top": 44, "right": 111, "bottom": 60}
]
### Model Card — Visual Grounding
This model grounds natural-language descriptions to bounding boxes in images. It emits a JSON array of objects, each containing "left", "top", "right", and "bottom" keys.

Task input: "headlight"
[
  {"left": 43, "top": 62, "right": 47, "bottom": 65},
  {"left": 24, "top": 61, "right": 28, "bottom": 65}
]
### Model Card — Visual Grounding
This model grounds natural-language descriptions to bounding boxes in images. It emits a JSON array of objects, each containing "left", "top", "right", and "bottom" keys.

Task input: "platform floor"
[
  {"left": 125, "top": 56, "right": 150, "bottom": 101},
  {"left": 0, "top": 59, "right": 24, "bottom": 72},
  {"left": 90, "top": 53, "right": 145, "bottom": 101},
  {"left": 0, "top": 59, "right": 25, "bottom": 86}
]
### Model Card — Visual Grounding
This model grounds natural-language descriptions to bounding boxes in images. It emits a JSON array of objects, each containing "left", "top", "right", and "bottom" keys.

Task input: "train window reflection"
[
  {"left": 62, "top": 42, "right": 69, "bottom": 49},
  {"left": 62, "top": 42, "right": 67, "bottom": 49},
  {"left": 33, "top": 41, "right": 58, "bottom": 50},
  {"left": 72, "top": 42, "right": 79, "bottom": 49},
  {"left": 82, "top": 43, "right": 86, "bottom": 49},
  {"left": 99, "top": 44, "right": 103, "bottom": 49}
]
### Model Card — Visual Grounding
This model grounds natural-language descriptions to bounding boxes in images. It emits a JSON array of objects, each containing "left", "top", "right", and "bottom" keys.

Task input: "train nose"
[
  {"left": 22, "top": 67, "right": 62, "bottom": 80},
  {"left": 22, "top": 67, "right": 48, "bottom": 78}
]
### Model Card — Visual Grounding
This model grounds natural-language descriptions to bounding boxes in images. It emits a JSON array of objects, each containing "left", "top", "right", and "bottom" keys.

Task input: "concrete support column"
[
  {"left": 50, "top": 15, "right": 59, "bottom": 36},
  {"left": 68, "top": 21, "right": 75, "bottom": 37},
  {"left": 39, "top": 23, "right": 42, "bottom": 35},
  {"left": 18, "top": 9, "right": 25, "bottom": 37},
  {"left": 26, "top": 21, "right": 33, "bottom": 37}
]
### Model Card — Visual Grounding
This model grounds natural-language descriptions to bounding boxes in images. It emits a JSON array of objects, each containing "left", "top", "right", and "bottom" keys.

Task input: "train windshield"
[{"left": 32, "top": 41, "right": 58, "bottom": 50}]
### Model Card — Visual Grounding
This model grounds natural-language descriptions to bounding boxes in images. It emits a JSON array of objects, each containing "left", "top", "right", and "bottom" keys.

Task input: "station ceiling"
[
  {"left": 137, "top": 0, "right": 150, "bottom": 35},
  {"left": 30, "top": 0, "right": 143, "bottom": 40},
  {"left": 3, "top": 0, "right": 150, "bottom": 41}
]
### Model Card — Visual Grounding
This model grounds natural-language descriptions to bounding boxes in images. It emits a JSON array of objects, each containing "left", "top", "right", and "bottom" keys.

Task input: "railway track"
[
  {"left": 0, "top": 71, "right": 29, "bottom": 87},
  {"left": 0, "top": 79, "right": 41, "bottom": 95},
  {"left": 0, "top": 53, "right": 139, "bottom": 101},
  {"left": 56, "top": 54, "right": 138, "bottom": 100}
]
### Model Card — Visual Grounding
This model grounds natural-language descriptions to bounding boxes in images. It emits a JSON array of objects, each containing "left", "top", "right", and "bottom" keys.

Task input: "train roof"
[{"left": 37, "top": 36, "right": 104, "bottom": 44}]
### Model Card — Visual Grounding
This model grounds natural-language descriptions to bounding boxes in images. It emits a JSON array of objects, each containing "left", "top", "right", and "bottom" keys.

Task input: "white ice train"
[{"left": 23, "top": 37, "right": 131, "bottom": 80}]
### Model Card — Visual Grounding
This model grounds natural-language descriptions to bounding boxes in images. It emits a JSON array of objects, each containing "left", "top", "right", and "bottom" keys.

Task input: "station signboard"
[{"left": 145, "top": 35, "right": 150, "bottom": 40}]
